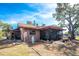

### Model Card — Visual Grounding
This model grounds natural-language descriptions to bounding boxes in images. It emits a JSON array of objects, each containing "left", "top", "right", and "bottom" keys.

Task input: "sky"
[{"left": 0, "top": 3, "right": 58, "bottom": 29}]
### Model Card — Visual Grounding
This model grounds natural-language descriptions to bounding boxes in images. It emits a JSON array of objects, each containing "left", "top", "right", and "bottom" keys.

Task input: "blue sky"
[{"left": 0, "top": 3, "right": 58, "bottom": 29}]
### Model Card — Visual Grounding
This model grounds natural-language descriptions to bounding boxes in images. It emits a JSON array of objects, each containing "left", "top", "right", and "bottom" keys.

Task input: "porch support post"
[{"left": 20, "top": 28, "right": 24, "bottom": 41}]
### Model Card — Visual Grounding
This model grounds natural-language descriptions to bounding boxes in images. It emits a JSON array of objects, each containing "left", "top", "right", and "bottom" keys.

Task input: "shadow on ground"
[{"left": 0, "top": 39, "right": 21, "bottom": 49}]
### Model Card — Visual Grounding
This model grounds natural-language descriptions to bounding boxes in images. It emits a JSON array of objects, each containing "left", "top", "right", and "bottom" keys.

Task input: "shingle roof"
[
  {"left": 18, "top": 23, "right": 63, "bottom": 30},
  {"left": 40, "top": 26, "right": 63, "bottom": 30}
]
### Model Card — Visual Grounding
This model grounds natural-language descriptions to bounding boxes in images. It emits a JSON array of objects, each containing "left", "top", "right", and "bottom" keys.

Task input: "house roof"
[
  {"left": 40, "top": 26, "right": 63, "bottom": 30},
  {"left": 18, "top": 23, "right": 63, "bottom": 30},
  {"left": 18, "top": 23, "right": 39, "bottom": 30}
]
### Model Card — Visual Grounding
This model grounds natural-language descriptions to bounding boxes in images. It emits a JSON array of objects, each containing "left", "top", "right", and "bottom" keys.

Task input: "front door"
[{"left": 30, "top": 30, "right": 36, "bottom": 44}]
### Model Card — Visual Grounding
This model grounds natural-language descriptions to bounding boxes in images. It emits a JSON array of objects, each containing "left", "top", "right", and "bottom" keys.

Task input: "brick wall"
[{"left": 20, "top": 28, "right": 40, "bottom": 43}]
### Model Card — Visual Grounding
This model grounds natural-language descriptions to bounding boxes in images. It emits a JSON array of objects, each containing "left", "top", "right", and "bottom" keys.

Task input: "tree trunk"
[
  {"left": 68, "top": 22, "right": 75, "bottom": 40},
  {"left": 68, "top": 13, "right": 75, "bottom": 40},
  {"left": 71, "top": 31, "right": 75, "bottom": 40},
  {"left": 68, "top": 28, "right": 75, "bottom": 40}
]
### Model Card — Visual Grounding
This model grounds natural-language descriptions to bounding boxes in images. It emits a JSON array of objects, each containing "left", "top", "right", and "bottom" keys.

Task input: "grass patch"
[
  {"left": 76, "top": 36, "right": 79, "bottom": 40},
  {"left": 0, "top": 44, "right": 30, "bottom": 56},
  {"left": 63, "top": 36, "right": 79, "bottom": 41}
]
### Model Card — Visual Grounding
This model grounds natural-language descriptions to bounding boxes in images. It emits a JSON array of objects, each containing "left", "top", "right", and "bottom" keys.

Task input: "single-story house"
[{"left": 10, "top": 23, "right": 63, "bottom": 43}]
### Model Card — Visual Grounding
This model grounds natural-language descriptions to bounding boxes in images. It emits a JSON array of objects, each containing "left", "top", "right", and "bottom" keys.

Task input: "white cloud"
[
  {"left": 3, "top": 3, "right": 58, "bottom": 27},
  {"left": 10, "top": 20, "right": 17, "bottom": 24}
]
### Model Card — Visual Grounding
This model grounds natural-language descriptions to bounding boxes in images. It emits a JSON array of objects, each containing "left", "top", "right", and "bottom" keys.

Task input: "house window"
[{"left": 30, "top": 30, "right": 36, "bottom": 35}]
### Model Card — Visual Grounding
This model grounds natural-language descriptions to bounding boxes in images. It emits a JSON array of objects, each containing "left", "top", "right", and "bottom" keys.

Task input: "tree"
[
  {"left": 53, "top": 3, "right": 79, "bottom": 40},
  {"left": 0, "top": 21, "right": 11, "bottom": 39}
]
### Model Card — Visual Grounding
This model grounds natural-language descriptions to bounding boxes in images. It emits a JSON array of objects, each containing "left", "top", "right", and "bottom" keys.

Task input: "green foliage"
[
  {"left": 64, "top": 32, "right": 68, "bottom": 34},
  {"left": 0, "top": 21, "right": 11, "bottom": 39},
  {"left": 0, "top": 30, "right": 5, "bottom": 39},
  {"left": 53, "top": 3, "right": 79, "bottom": 28}
]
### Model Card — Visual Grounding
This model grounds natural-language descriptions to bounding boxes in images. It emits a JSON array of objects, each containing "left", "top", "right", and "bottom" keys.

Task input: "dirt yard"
[{"left": 0, "top": 39, "right": 79, "bottom": 56}]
